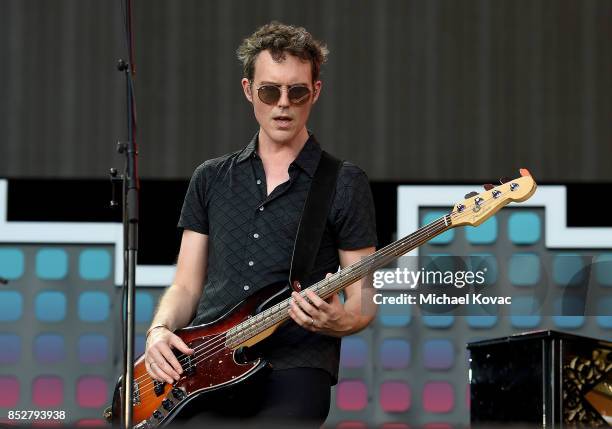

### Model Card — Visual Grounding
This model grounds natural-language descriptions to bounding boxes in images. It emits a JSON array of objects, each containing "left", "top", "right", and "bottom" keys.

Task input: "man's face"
[{"left": 242, "top": 50, "right": 322, "bottom": 145}]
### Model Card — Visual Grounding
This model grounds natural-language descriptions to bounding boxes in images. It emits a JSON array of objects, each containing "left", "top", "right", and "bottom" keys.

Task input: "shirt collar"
[{"left": 236, "top": 131, "right": 322, "bottom": 178}]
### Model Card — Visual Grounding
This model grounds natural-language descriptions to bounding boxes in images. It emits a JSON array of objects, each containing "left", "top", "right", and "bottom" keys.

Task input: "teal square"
[
  {"left": 0, "top": 249, "right": 25, "bottom": 280},
  {"left": 136, "top": 292, "right": 154, "bottom": 324},
  {"left": 422, "top": 315, "right": 454, "bottom": 328},
  {"left": 0, "top": 291, "right": 23, "bottom": 321},
  {"left": 78, "top": 292, "right": 110, "bottom": 322},
  {"left": 468, "top": 253, "right": 498, "bottom": 285},
  {"left": 508, "top": 212, "right": 541, "bottom": 245},
  {"left": 422, "top": 211, "right": 454, "bottom": 244},
  {"left": 35, "top": 291, "right": 67, "bottom": 322},
  {"left": 509, "top": 253, "right": 540, "bottom": 286},
  {"left": 595, "top": 254, "right": 612, "bottom": 286},
  {"left": 378, "top": 297, "right": 411, "bottom": 327},
  {"left": 552, "top": 297, "right": 584, "bottom": 329},
  {"left": 510, "top": 297, "right": 541, "bottom": 328},
  {"left": 36, "top": 249, "right": 68, "bottom": 280},
  {"left": 79, "top": 249, "right": 111, "bottom": 281},
  {"left": 596, "top": 298, "right": 612, "bottom": 328},
  {"left": 465, "top": 216, "right": 498, "bottom": 244},
  {"left": 553, "top": 254, "right": 585, "bottom": 287}
]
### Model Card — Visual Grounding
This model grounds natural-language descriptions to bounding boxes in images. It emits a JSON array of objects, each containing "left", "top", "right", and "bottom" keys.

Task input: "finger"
[
  {"left": 149, "top": 349, "right": 176, "bottom": 384},
  {"left": 147, "top": 351, "right": 171, "bottom": 383},
  {"left": 305, "top": 289, "right": 329, "bottom": 311},
  {"left": 159, "top": 347, "right": 182, "bottom": 381},
  {"left": 160, "top": 342, "right": 184, "bottom": 378},
  {"left": 289, "top": 299, "right": 315, "bottom": 330},
  {"left": 170, "top": 335, "right": 194, "bottom": 355},
  {"left": 325, "top": 273, "right": 334, "bottom": 278},
  {"left": 292, "top": 291, "right": 319, "bottom": 317}
]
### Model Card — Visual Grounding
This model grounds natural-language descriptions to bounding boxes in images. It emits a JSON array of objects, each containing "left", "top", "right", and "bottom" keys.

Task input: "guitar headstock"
[{"left": 449, "top": 169, "right": 537, "bottom": 227}]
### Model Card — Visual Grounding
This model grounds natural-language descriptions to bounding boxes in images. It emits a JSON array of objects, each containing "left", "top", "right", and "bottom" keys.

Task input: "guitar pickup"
[{"left": 185, "top": 355, "right": 196, "bottom": 375}]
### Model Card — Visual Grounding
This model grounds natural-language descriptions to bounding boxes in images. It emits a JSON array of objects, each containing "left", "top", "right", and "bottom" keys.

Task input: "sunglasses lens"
[
  {"left": 258, "top": 86, "right": 281, "bottom": 105},
  {"left": 288, "top": 86, "right": 311, "bottom": 104}
]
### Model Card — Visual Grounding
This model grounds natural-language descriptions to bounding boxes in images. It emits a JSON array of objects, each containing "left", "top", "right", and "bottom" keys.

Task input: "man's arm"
[
  {"left": 145, "top": 229, "right": 208, "bottom": 384},
  {"left": 288, "top": 246, "right": 377, "bottom": 337}
]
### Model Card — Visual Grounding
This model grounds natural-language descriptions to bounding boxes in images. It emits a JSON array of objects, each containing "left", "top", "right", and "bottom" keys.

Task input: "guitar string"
[
  {"left": 133, "top": 214, "right": 450, "bottom": 399},
  {"left": 133, "top": 213, "right": 452, "bottom": 399},
  {"left": 133, "top": 185, "right": 524, "bottom": 399}
]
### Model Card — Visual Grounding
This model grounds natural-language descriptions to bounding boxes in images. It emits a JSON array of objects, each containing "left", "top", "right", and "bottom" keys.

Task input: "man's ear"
[
  {"left": 312, "top": 80, "right": 322, "bottom": 104},
  {"left": 242, "top": 78, "right": 253, "bottom": 103}
]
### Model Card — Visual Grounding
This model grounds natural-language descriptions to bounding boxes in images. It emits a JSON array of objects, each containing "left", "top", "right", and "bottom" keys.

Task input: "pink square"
[
  {"left": 423, "top": 424, "right": 452, "bottom": 429},
  {"left": 76, "top": 376, "right": 107, "bottom": 408},
  {"left": 422, "top": 382, "right": 454, "bottom": 413},
  {"left": 336, "top": 422, "right": 367, "bottom": 429},
  {"left": 0, "top": 376, "right": 20, "bottom": 407},
  {"left": 380, "top": 381, "right": 411, "bottom": 412},
  {"left": 76, "top": 419, "right": 107, "bottom": 427},
  {"left": 336, "top": 380, "right": 368, "bottom": 411},
  {"left": 381, "top": 423, "right": 410, "bottom": 429},
  {"left": 32, "top": 376, "right": 63, "bottom": 407}
]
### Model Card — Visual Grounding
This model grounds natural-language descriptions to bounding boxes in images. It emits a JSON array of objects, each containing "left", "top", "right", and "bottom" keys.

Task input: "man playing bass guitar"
[{"left": 144, "top": 21, "right": 378, "bottom": 427}]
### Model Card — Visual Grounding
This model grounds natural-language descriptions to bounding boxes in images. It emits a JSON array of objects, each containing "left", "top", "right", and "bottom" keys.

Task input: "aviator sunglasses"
[{"left": 254, "top": 82, "right": 313, "bottom": 105}]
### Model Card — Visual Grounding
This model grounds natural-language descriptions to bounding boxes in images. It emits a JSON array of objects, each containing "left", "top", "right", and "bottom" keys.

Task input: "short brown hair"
[{"left": 237, "top": 21, "right": 329, "bottom": 83}]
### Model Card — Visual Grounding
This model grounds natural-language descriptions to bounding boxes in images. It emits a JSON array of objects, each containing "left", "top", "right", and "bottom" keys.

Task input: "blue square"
[
  {"left": 422, "top": 211, "right": 454, "bottom": 244},
  {"left": 509, "top": 253, "right": 540, "bottom": 286},
  {"left": 0, "top": 291, "right": 23, "bottom": 321},
  {"left": 0, "top": 334, "right": 21, "bottom": 364},
  {"left": 0, "top": 249, "right": 25, "bottom": 280},
  {"left": 594, "top": 254, "right": 612, "bottom": 286},
  {"left": 378, "top": 295, "right": 411, "bottom": 327},
  {"left": 35, "top": 291, "right": 66, "bottom": 322},
  {"left": 423, "top": 339, "right": 454, "bottom": 370},
  {"left": 553, "top": 254, "right": 585, "bottom": 287},
  {"left": 36, "top": 249, "right": 68, "bottom": 280},
  {"left": 136, "top": 292, "right": 154, "bottom": 323},
  {"left": 465, "top": 216, "right": 498, "bottom": 244},
  {"left": 508, "top": 212, "right": 541, "bottom": 245},
  {"left": 79, "top": 249, "right": 111, "bottom": 281},
  {"left": 380, "top": 339, "right": 410, "bottom": 369},
  {"left": 34, "top": 334, "right": 65, "bottom": 363},
  {"left": 422, "top": 315, "right": 454, "bottom": 328},
  {"left": 78, "top": 292, "right": 110, "bottom": 322},
  {"left": 510, "top": 296, "right": 541, "bottom": 328},
  {"left": 340, "top": 336, "right": 367, "bottom": 368}
]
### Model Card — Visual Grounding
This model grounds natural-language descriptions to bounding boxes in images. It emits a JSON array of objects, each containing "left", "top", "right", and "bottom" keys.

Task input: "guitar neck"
[{"left": 225, "top": 214, "right": 452, "bottom": 349}]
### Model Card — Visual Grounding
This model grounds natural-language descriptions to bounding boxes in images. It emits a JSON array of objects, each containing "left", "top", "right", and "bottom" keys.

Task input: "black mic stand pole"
[{"left": 110, "top": 0, "right": 139, "bottom": 427}]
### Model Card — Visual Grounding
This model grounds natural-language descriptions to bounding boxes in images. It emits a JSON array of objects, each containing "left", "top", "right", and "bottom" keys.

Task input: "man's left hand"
[{"left": 288, "top": 273, "right": 355, "bottom": 337}]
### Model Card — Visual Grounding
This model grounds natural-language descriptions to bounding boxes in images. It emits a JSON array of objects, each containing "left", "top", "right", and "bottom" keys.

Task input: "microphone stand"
[{"left": 110, "top": 0, "right": 138, "bottom": 427}]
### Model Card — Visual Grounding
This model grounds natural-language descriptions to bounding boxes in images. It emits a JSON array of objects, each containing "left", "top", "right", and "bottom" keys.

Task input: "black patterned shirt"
[{"left": 177, "top": 131, "right": 377, "bottom": 383}]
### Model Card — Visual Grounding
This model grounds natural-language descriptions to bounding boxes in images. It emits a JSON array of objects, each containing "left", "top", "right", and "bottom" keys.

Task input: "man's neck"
[{"left": 257, "top": 127, "right": 309, "bottom": 163}]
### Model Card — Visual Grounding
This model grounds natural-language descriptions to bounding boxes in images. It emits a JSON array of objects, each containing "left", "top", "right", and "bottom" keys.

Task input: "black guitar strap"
[{"left": 288, "top": 150, "right": 343, "bottom": 292}]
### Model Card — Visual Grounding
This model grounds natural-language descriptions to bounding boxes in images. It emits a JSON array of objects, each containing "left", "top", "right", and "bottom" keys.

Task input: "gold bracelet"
[{"left": 146, "top": 324, "right": 169, "bottom": 339}]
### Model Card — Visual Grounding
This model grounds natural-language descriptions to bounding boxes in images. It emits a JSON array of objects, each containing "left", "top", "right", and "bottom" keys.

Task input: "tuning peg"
[
  {"left": 499, "top": 177, "right": 511, "bottom": 184},
  {"left": 464, "top": 191, "right": 478, "bottom": 199},
  {"left": 483, "top": 183, "right": 495, "bottom": 191}
]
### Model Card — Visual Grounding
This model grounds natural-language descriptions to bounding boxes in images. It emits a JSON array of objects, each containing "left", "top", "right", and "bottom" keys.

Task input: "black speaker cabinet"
[{"left": 468, "top": 330, "right": 612, "bottom": 427}]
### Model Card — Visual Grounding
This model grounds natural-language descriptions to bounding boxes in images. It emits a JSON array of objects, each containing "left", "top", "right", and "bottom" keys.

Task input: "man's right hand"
[{"left": 145, "top": 328, "right": 194, "bottom": 384}]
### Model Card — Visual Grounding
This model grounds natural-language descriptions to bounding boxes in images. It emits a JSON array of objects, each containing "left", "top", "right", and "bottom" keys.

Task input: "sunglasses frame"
[{"left": 252, "top": 82, "right": 313, "bottom": 106}]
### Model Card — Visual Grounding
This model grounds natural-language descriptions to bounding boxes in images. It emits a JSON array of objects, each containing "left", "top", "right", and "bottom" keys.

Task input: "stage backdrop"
[{"left": 1, "top": 0, "right": 611, "bottom": 182}]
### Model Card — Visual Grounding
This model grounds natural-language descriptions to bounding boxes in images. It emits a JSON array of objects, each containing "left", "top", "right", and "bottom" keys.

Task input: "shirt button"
[
  {"left": 243, "top": 285, "right": 250, "bottom": 291},
  {"left": 259, "top": 206, "right": 264, "bottom": 211},
  {"left": 253, "top": 233, "right": 259, "bottom": 239},
  {"left": 256, "top": 179, "right": 262, "bottom": 185},
  {"left": 248, "top": 261, "right": 254, "bottom": 266}
]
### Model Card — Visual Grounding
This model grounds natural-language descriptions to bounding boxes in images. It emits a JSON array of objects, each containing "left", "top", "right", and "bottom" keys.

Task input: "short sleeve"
[
  {"left": 331, "top": 162, "right": 378, "bottom": 250},
  {"left": 178, "top": 164, "right": 209, "bottom": 234}
]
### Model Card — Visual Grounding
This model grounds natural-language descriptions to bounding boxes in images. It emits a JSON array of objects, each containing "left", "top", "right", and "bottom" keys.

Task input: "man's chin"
[{"left": 261, "top": 127, "right": 300, "bottom": 145}]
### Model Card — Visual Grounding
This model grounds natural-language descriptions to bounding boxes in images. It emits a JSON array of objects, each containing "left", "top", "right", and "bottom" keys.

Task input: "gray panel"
[{"left": 1, "top": 0, "right": 611, "bottom": 181}]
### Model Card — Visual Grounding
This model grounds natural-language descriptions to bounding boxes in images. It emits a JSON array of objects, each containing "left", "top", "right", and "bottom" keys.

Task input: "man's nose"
[{"left": 277, "top": 87, "right": 291, "bottom": 107}]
